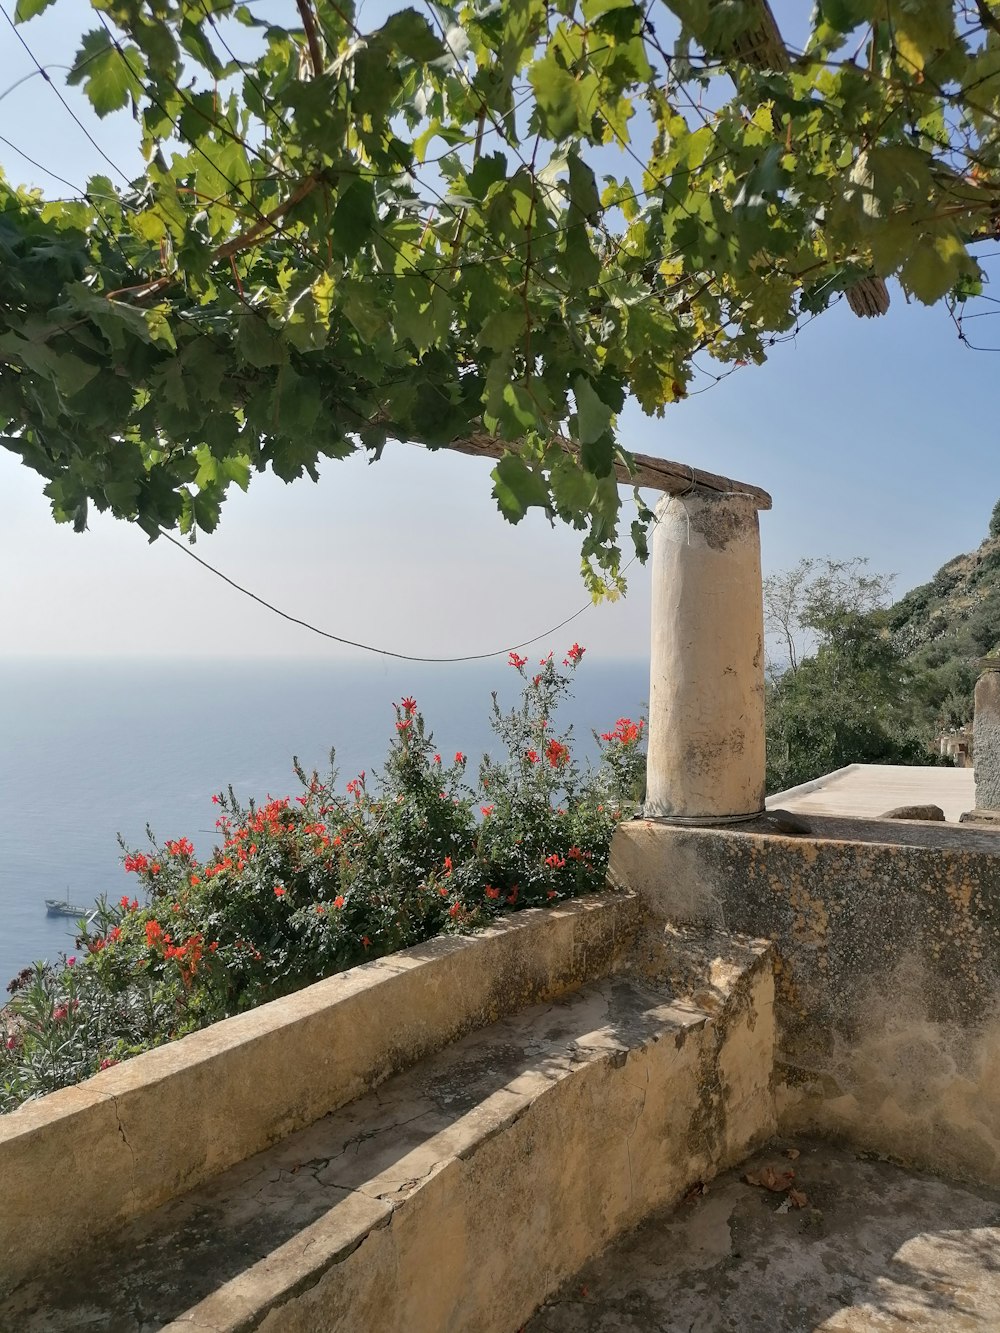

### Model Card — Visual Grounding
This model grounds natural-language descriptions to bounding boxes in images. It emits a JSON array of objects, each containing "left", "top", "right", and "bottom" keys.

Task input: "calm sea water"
[{"left": 0, "top": 657, "right": 648, "bottom": 988}]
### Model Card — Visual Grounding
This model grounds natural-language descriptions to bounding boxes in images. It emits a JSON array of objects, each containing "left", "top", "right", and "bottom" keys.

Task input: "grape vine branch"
[{"left": 1, "top": 0, "right": 998, "bottom": 592}]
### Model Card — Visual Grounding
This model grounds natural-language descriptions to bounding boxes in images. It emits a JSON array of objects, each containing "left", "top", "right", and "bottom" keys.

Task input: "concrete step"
[{"left": 1, "top": 943, "right": 773, "bottom": 1333}]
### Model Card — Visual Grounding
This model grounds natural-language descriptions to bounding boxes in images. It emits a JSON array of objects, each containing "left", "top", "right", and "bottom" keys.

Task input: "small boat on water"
[{"left": 44, "top": 898, "right": 89, "bottom": 919}]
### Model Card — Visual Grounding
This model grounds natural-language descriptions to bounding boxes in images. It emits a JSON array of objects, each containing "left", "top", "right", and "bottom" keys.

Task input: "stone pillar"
[
  {"left": 974, "top": 668, "right": 1000, "bottom": 811},
  {"left": 645, "top": 490, "right": 766, "bottom": 823}
]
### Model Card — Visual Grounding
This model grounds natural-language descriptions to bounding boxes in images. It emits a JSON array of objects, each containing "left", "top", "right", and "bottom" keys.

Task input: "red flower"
[
  {"left": 401, "top": 696, "right": 417, "bottom": 714},
  {"left": 545, "top": 739, "right": 570, "bottom": 768},
  {"left": 566, "top": 643, "right": 585, "bottom": 664},
  {"left": 99, "top": 1058, "right": 118, "bottom": 1070},
  {"left": 568, "top": 846, "right": 582, "bottom": 860},
  {"left": 545, "top": 853, "right": 566, "bottom": 869},
  {"left": 481, "top": 805, "right": 494, "bottom": 817},
  {"left": 485, "top": 886, "right": 500, "bottom": 900},
  {"left": 211, "top": 794, "right": 220, "bottom": 805},
  {"left": 52, "top": 1006, "right": 68, "bottom": 1022},
  {"left": 443, "top": 855, "right": 453, "bottom": 875},
  {"left": 526, "top": 749, "right": 538, "bottom": 764},
  {"left": 334, "top": 895, "right": 346, "bottom": 909},
  {"left": 508, "top": 652, "right": 528, "bottom": 669},
  {"left": 454, "top": 751, "right": 465, "bottom": 764},
  {"left": 109, "top": 926, "right": 121, "bottom": 942},
  {"left": 274, "top": 886, "right": 286, "bottom": 898},
  {"left": 433, "top": 754, "right": 441, "bottom": 764},
  {"left": 123, "top": 852, "right": 149, "bottom": 874},
  {"left": 396, "top": 718, "right": 411, "bottom": 733},
  {"left": 603, "top": 717, "right": 644, "bottom": 746},
  {"left": 448, "top": 903, "right": 461, "bottom": 919}
]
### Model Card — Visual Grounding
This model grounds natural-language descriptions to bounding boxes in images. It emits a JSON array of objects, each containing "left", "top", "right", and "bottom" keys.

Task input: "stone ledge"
[
  {"left": 1, "top": 936, "right": 775, "bottom": 1332},
  {"left": 610, "top": 819, "right": 1000, "bottom": 1184},
  {"left": 1, "top": 891, "right": 643, "bottom": 1299}
]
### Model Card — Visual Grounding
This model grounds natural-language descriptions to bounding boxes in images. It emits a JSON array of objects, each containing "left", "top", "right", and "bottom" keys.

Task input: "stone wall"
[
  {"left": 611, "top": 815, "right": 1000, "bottom": 1184},
  {"left": 1, "top": 923, "right": 776, "bottom": 1331},
  {"left": 0, "top": 893, "right": 643, "bottom": 1299}
]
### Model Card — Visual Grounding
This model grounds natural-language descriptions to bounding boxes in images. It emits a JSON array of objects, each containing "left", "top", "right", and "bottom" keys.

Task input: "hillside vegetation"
[
  {"left": 764, "top": 505, "right": 1000, "bottom": 794},
  {"left": 888, "top": 499, "right": 1000, "bottom": 734}
]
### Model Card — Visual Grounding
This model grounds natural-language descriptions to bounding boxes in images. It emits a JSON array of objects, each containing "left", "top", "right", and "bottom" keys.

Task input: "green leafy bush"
[{"left": 1, "top": 651, "right": 645, "bottom": 1112}]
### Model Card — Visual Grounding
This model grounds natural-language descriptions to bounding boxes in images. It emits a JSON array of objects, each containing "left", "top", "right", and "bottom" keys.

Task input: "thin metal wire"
[{"left": 156, "top": 522, "right": 652, "bottom": 662}]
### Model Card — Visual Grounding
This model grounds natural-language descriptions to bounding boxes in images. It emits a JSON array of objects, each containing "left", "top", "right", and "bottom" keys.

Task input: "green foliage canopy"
[
  {"left": 765, "top": 556, "right": 940, "bottom": 791},
  {"left": 3, "top": 0, "right": 1000, "bottom": 589}
]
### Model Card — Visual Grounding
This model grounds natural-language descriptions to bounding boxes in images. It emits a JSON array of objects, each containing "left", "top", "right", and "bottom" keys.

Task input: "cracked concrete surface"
[
  {"left": 0, "top": 942, "right": 775, "bottom": 1333},
  {"left": 1, "top": 892, "right": 648, "bottom": 1300},
  {"left": 110, "top": 1092, "right": 139, "bottom": 1209},
  {"left": 526, "top": 1140, "right": 1000, "bottom": 1332}
]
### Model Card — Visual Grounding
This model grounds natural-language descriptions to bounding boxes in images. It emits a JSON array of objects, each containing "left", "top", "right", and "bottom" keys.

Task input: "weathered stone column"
[
  {"left": 974, "top": 666, "right": 1000, "bottom": 812},
  {"left": 645, "top": 490, "right": 766, "bottom": 823}
]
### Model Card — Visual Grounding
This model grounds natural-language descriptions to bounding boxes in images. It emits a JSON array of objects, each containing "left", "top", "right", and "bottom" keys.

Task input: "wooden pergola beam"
[{"left": 443, "top": 430, "right": 773, "bottom": 510}]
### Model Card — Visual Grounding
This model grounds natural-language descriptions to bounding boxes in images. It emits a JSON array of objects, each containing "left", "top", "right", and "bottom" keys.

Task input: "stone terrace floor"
[
  {"left": 526, "top": 1140, "right": 1000, "bottom": 1332},
  {"left": 767, "top": 763, "right": 976, "bottom": 824}
]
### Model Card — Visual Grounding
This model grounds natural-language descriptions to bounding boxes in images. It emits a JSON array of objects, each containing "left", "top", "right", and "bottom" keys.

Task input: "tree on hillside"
[
  {"left": 763, "top": 557, "right": 894, "bottom": 679},
  {"left": 764, "top": 558, "right": 936, "bottom": 793},
  {"left": 3, "top": 1, "right": 1000, "bottom": 590}
]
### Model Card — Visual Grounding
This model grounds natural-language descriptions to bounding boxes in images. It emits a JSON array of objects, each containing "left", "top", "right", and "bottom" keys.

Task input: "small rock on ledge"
[{"left": 879, "top": 805, "right": 945, "bottom": 822}]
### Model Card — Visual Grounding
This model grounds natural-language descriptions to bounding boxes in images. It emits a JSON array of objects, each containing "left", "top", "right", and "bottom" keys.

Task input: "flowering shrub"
[{"left": 1, "top": 651, "right": 645, "bottom": 1112}]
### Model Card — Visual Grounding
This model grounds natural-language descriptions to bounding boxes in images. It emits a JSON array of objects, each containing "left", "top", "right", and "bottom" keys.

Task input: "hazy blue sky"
[{"left": 2, "top": 0, "right": 998, "bottom": 662}]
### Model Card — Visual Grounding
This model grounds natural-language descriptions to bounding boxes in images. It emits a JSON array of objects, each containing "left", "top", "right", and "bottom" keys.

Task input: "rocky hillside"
[{"left": 887, "top": 501, "right": 1000, "bottom": 733}]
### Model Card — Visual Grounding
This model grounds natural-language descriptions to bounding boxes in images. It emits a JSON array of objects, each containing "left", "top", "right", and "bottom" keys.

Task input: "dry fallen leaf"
[
  {"left": 788, "top": 1188, "right": 809, "bottom": 1209},
  {"left": 785, "top": 1148, "right": 800, "bottom": 1160},
  {"left": 683, "top": 1181, "right": 709, "bottom": 1203},
  {"left": 745, "top": 1166, "right": 795, "bottom": 1192}
]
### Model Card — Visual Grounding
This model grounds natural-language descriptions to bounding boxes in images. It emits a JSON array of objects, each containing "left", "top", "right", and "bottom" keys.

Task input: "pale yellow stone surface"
[
  {"left": 0, "top": 932, "right": 776, "bottom": 1332},
  {"left": 527, "top": 1141, "right": 1000, "bottom": 1332},
  {"left": 191, "top": 957, "right": 775, "bottom": 1333},
  {"left": 776, "top": 956, "right": 1000, "bottom": 1185},
  {"left": 646, "top": 492, "right": 766, "bottom": 821},
  {"left": 610, "top": 816, "right": 1000, "bottom": 1187},
  {"left": 0, "top": 892, "right": 642, "bottom": 1298},
  {"left": 768, "top": 762, "right": 976, "bottom": 823}
]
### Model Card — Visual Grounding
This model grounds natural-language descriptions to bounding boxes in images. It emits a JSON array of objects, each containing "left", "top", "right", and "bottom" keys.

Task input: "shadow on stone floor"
[{"left": 525, "top": 1140, "right": 1000, "bottom": 1333}]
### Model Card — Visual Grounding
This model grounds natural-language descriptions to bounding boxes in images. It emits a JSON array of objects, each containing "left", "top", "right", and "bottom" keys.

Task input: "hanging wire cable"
[
  {"left": 155, "top": 524, "right": 651, "bottom": 662},
  {"left": 0, "top": 133, "right": 82, "bottom": 196},
  {"left": 0, "top": 2, "right": 135, "bottom": 187}
]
